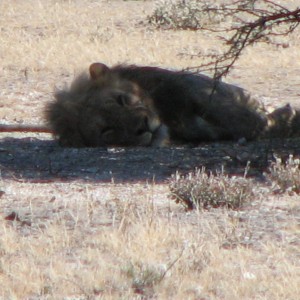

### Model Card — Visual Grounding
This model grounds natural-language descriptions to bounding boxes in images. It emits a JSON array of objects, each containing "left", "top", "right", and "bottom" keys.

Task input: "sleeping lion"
[{"left": 46, "top": 63, "right": 300, "bottom": 147}]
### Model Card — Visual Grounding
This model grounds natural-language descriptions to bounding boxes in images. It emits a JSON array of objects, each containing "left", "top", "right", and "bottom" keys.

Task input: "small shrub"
[
  {"left": 123, "top": 263, "right": 164, "bottom": 296},
  {"left": 148, "top": 0, "right": 225, "bottom": 30},
  {"left": 169, "top": 168, "right": 254, "bottom": 210},
  {"left": 267, "top": 155, "right": 300, "bottom": 194}
]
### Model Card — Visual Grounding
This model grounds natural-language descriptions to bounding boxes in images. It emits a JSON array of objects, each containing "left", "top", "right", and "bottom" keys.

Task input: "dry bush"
[
  {"left": 149, "top": 0, "right": 300, "bottom": 79},
  {"left": 267, "top": 155, "right": 300, "bottom": 194},
  {"left": 148, "top": 0, "right": 224, "bottom": 30},
  {"left": 169, "top": 167, "right": 255, "bottom": 210}
]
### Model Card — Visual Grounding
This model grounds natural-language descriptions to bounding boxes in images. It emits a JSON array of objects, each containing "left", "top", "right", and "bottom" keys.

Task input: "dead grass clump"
[
  {"left": 267, "top": 155, "right": 300, "bottom": 194},
  {"left": 169, "top": 168, "right": 255, "bottom": 210},
  {"left": 148, "top": 0, "right": 224, "bottom": 30},
  {"left": 123, "top": 262, "right": 167, "bottom": 296}
]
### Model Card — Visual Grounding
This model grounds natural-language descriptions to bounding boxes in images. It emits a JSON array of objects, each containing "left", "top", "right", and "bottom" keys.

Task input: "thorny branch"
[{"left": 186, "top": 0, "right": 300, "bottom": 79}]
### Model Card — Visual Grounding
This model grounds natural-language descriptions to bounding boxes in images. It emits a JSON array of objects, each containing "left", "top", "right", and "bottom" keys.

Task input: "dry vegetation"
[{"left": 0, "top": 0, "right": 300, "bottom": 299}]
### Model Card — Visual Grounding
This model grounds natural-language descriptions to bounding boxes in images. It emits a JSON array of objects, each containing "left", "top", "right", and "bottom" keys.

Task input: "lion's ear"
[{"left": 89, "top": 63, "right": 110, "bottom": 80}]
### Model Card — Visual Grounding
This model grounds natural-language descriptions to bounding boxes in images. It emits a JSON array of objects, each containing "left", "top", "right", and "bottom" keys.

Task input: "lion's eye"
[
  {"left": 116, "top": 94, "right": 129, "bottom": 106},
  {"left": 101, "top": 127, "right": 115, "bottom": 143},
  {"left": 101, "top": 127, "right": 114, "bottom": 136}
]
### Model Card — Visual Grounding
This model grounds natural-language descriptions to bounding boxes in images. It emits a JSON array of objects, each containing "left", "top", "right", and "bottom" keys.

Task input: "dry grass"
[
  {"left": 169, "top": 167, "right": 255, "bottom": 210},
  {"left": 1, "top": 0, "right": 300, "bottom": 299},
  {"left": 1, "top": 181, "right": 299, "bottom": 299},
  {"left": 267, "top": 155, "right": 300, "bottom": 194}
]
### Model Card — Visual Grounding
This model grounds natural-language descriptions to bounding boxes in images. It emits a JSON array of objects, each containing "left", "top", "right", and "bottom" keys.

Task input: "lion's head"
[{"left": 46, "top": 63, "right": 167, "bottom": 147}]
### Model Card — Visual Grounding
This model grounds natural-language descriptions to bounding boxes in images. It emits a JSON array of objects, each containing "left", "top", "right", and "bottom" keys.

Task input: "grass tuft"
[
  {"left": 169, "top": 167, "right": 255, "bottom": 210},
  {"left": 267, "top": 155, "right": 300, "bottom": 194}
]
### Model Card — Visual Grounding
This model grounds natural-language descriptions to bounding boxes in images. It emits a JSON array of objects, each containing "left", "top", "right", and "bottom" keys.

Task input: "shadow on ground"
[{"left": 1, "top": 137, "right": 300, "bottom": 183}]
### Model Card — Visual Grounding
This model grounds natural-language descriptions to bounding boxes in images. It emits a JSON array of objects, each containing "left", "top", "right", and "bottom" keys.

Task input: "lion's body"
[
  {"left": 45, "top": 63, "right": 300, "bottom": 147},
  {"left": 110, "top": 65, "right": 269, "bottom": 142}
]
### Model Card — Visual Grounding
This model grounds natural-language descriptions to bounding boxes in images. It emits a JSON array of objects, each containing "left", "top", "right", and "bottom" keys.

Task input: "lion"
[
  {"left": 46, "top": 65, "right": 167, "bottom": 147},
  {"left": 43, "top": 62, "right": 300, "bottom": 147}
]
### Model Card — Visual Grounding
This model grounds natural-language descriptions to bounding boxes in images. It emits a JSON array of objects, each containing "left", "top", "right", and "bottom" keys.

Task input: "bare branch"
[{"left": 186, "top": 1, "right": 300, "bottom": 79}]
